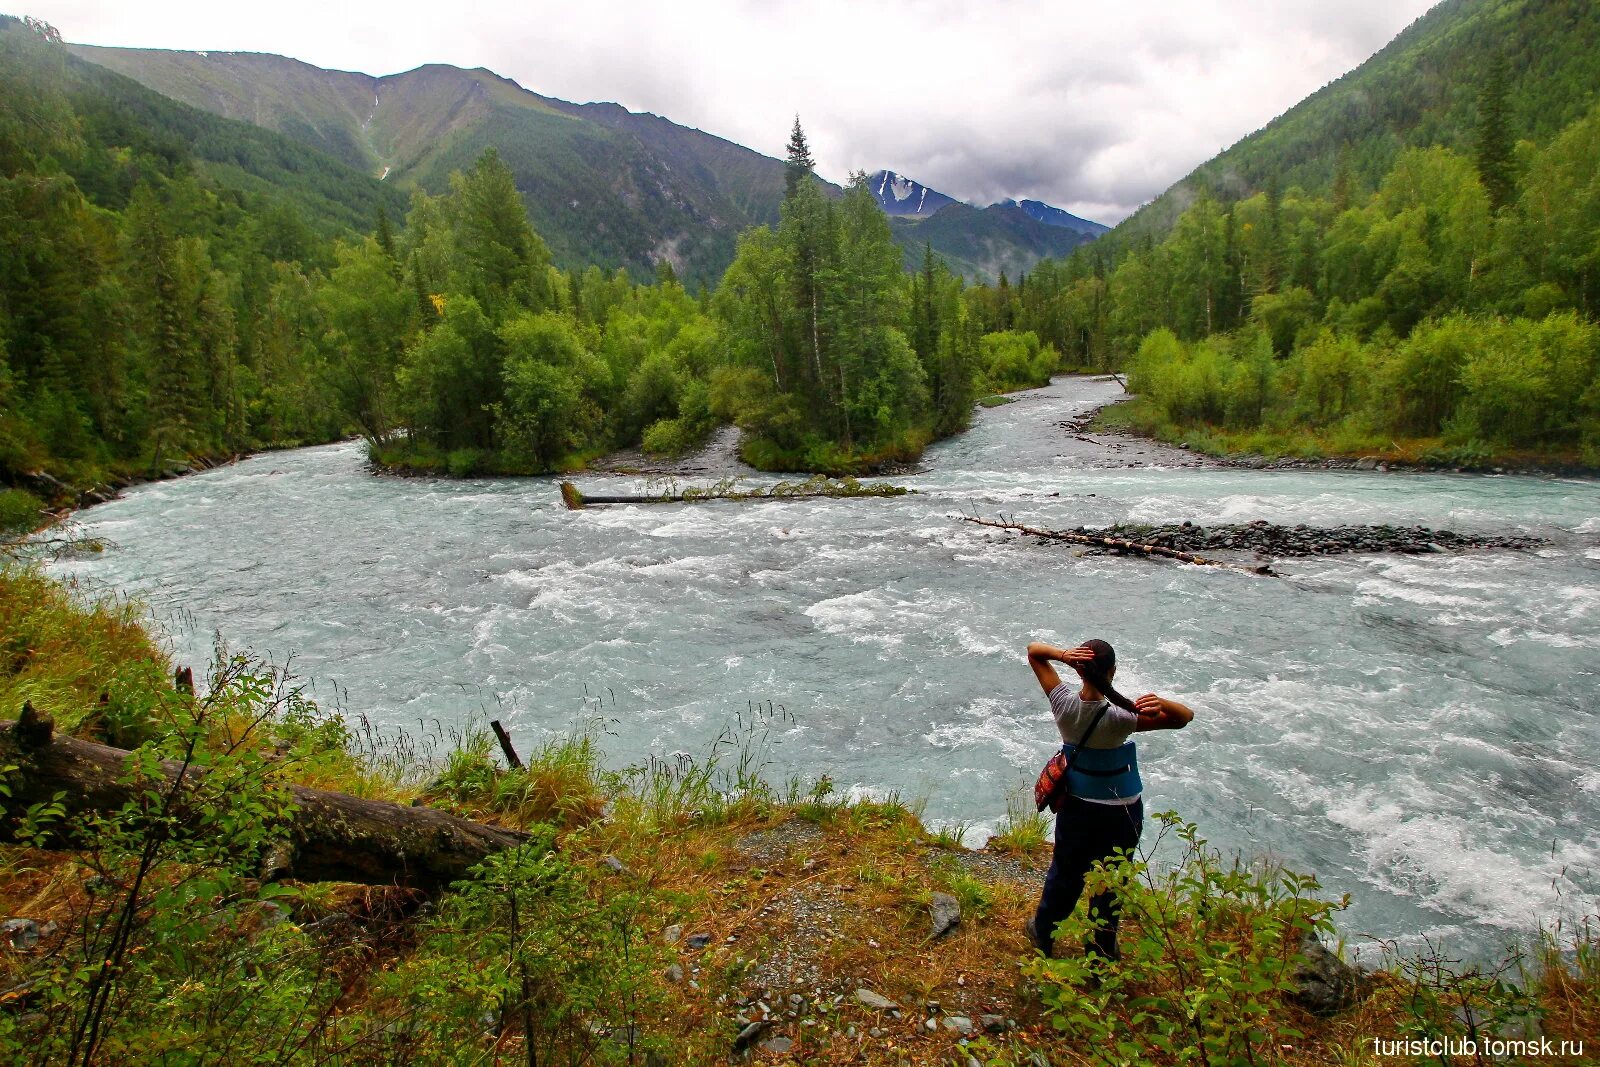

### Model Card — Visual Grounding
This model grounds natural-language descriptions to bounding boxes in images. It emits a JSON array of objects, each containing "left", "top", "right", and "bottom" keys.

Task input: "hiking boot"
[{"left": 1024, "top": 916, "right": 1049, "bottom": 955}]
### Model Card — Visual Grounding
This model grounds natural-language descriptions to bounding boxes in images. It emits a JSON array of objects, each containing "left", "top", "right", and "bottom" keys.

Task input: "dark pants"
[{"left": 1033, "top": 795, "right": 1143, "bottom": 960}]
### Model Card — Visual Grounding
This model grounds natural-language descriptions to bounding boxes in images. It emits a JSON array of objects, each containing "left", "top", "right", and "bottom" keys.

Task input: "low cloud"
[{"left": 36, "top": 0, "right": 1438, "bottom": 223}]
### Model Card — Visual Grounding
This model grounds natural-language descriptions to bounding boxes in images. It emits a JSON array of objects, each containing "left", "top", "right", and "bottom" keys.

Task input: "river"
[{"left": 50, "top": 377, "right": 1600, "bottom": 962}]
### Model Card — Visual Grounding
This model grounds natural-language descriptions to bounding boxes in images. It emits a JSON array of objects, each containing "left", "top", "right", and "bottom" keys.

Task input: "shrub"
[
  {"left": 0, "top": 488, "right": 43, "bottom": 537},
  {"left": 1025, "top": 812, "right": 1343, "bottom": 1067}
]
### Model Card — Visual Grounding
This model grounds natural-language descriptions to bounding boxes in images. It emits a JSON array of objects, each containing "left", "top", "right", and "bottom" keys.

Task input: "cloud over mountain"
[{"left": 32, "top": 0, "right": 1436, "bottom": 222}]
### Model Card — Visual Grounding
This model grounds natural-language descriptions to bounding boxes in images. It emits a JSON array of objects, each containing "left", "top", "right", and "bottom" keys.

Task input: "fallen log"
[
  {"left": 960, "top": 516, "right": 1276, "bottom": 576},
  {"left": 561, "top": 474, "right": 911, "bottom": 510},
  {"left": 0, "top": 705, "right": 529, "bottom": 891}
]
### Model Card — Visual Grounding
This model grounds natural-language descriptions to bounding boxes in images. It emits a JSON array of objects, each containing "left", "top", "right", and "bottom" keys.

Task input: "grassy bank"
[
  {"left": 1093, "top": 396, "right": 1597, "bottom": 473},
  {"left": 0, "top": 565, "right": 1594, "bottom": 1064}
]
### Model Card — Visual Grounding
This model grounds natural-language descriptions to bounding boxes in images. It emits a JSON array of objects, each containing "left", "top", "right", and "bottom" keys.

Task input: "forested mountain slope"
[
  {"left": 24, "top": 32, "right": 406, "bottom": 234},
  {"left": 1110, "top": 0, "right": 1600, "bottom": 247},
  {"left": 890, "top": 202, "right": 1095, "bottom": 282},
  {"left": 985, "top": 0, "right": 1600, "bottom": 469},
  {"left": 68, "top": 43, "right": 1092, "bottom": 285},
  {"left": 68, "top": 44, "right": 799, "bottom": 285}
]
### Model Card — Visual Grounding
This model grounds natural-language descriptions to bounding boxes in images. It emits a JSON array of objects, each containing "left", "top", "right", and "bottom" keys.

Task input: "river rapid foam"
[{"left": 52, "top": 377, "right": 1600, "bottom": 962}]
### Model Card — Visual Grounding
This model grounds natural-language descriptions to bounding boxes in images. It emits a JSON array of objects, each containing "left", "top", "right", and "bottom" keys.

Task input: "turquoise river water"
[{"left": 50, "top": 377, "right": 1600, "bottom": 963}]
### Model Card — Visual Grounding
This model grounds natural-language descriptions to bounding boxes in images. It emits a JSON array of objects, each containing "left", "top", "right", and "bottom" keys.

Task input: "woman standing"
[{"left": 1023, "top": 638, "right": 1194, "bottom": 961}]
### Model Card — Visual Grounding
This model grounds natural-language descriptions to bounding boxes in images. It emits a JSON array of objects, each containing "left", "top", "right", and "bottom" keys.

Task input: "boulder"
[
  {"left": 1288, "top": 932, "right": 1362, "bottom": 1016},
  {"left": 2, "top": 919, "right": 40, "bottom": 951}
]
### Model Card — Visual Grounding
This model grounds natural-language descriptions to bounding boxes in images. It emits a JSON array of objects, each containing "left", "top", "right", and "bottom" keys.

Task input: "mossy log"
[{"left": 0, "top": 704, "right": 529, "bottom": 891}]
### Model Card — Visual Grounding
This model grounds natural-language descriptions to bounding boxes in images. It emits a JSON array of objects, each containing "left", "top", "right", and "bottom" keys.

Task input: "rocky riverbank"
[{"left": 1081, "top": 520, "right": 1546, "bottom": 558}]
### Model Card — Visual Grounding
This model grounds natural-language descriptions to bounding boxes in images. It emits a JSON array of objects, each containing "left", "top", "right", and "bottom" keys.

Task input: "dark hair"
[{"left": 1079, "top": 638, "right": 1137, "bottom": 713}]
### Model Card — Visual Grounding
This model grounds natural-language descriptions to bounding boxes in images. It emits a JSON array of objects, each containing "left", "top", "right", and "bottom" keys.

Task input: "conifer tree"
[
  {"left": 784, "top": 116, "right": 815, "bottom": 201},
  {"left": 1475, "top": 54, "right": 1517, "bottom": 212}
]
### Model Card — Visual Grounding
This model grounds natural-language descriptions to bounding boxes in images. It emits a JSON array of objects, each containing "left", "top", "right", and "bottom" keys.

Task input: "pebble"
[
  {"left": 924, "top": 1018, "right": 938, "bottom": 1032},
  {"left": 732, "top": 1020, "right": 769, "bottom": 1052},
  {"left": 663, "top": 924, "right": 682, "bottom": 944},
  {"left": 944, "top": 1015, "right": 974, "bottom": 1034},
  {"left": 761, "top": 1036, "right": 793, "bottom": 1054},
  {"left": 855, "top": 988, "right": 898, "bottom": 1011},
  {"left": 664, "top": 965, "right": 683, "bottom": 984},
  {"left": 686, "top": 933, "right": 713, "bottom": 949}
]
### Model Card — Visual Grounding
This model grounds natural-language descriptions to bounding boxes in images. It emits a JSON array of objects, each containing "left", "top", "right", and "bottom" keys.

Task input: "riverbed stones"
[
  {"left": 929, "top": 892, "right": 961, "bottom": 938},
  {"left": 1076, "top": 520, "right": 1543, "bottom": 559}
]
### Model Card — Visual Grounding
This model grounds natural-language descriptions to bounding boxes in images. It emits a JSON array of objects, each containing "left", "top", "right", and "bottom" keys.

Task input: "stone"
[
  {"left": 662, "top": 923, "right": 683, "bottom": 943},
  {"left": 686, "top": 933, "right": 713, "bottom": 950},
  {"left": 923, "top": 1018, "right": 938, "bottom": 1032},
  {"left": 930, "top": 892, "right": 961, "bottom": 938},
  {"left": 1288, "top": 933, "right": 1362, "bottom": 1016},
  {"left": 854, "top": 988, "right": 898, "bottom": 1011},
  {"left": 601, "top": 855, "right": 632, "bottom": 877},
  {"left": 943, "top": 1015, "right": 974, "bottom": 1034},
  {"left": 980, "top": 1014, "right": 1009, "bottom": 1033},
  {"left": 760, "top": 1036, "right": 794, "bottom": 1055},
  {"left": 1354, "top": 456, "right": 1379, "bottom": 471},
  {"left": 664, "top": 964, "right": 684, "bottom": 984},
  {"left": 2, "top": 919, "right": 40, "bottom": 951},
  {"left": 732, "top": 1020, "right": 770, "bottom": 1051}
]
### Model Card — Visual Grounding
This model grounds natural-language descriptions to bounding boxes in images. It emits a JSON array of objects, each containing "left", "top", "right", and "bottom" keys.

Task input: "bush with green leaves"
[
  {"left": 0, "top": 656, "right": 330, "bottom": 1066},
  {"left": 1023, "top": 812, "right": 1344, "bottom": 1067},
  {"left": 0, "top": 489, "right": 43, "bottom": 537},
  {"left": 373, "top": 829, "right": 668, "bottom": 1065}
]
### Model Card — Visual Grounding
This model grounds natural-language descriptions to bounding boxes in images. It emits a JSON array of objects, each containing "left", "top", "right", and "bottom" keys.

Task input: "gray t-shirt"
[{"left": 1049, "top": 683, "right": 1138, "bottom": 749}]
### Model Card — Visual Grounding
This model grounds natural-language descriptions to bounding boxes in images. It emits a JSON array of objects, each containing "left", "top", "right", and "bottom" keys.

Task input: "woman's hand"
[
  {"left": 1134, "top": 693, "right": 1195, "bottom": 731},
  {"left": 1061, "top": 645, "right": 1096, "bottom": 670}
]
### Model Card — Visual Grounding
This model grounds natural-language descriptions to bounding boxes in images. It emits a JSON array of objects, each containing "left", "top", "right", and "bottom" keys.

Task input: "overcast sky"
[{"left": 30, "top": 0, "right": 1438, "bottom": 223}]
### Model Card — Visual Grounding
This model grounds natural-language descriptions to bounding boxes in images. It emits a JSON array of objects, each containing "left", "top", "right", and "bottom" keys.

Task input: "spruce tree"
[
  {"left": 1475, "top": 54, "right": 1517, "bottom": 212},
  {"left": 1331, "top": 143, "right": 1355, "bottom": 214},
  {"left": 785, "top": 116, "right": 815, "bottom": 200}
]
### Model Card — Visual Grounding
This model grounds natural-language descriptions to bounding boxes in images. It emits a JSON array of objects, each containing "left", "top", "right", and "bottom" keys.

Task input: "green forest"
[
  {"left": 6, "top": 0, "right": 1600, "bottom": 545},
  {"left": 973, "top": 70, "right": 1600, "bottom": 466},
  {"left": 0, "top": 19, "right": 1062, "bottom": 537}
]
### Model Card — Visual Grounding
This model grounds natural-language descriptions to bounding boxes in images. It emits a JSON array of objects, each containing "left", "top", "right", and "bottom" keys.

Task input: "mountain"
[
  {"left": 1000, "top": 198, "right": 1109, "bottom": 237},
  {"left": 6, "top": 33, "right": 406, "bottom": 237},
  {"left": 66, "top": 45, "right": 794, "bottom": 286},
  {"left": 67, "top": 43, "right": 1105, "bottom": 286},
  {"left": 889, "top": 201, "right": 1096, "bottom": 281},
  {"left": 1108, "top": 0, "right": 1600, "bottom": 246},
  {"left": 866, "top": 170, "right": 956, "bottom": 217},
  {"left": 866, "top": 171, "right": 1105, "bottom": 279}
]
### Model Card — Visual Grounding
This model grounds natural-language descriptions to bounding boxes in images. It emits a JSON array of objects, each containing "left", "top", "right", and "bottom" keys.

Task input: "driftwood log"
[
  {"left": 961, "top": 516, "right": 1276, "bottom": 576},
  {"left": 560, "top": 477, "right": 910, "bottom": 510},
  {"left": 0, "top": 705, "right": 529, "bottom": 891}
]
